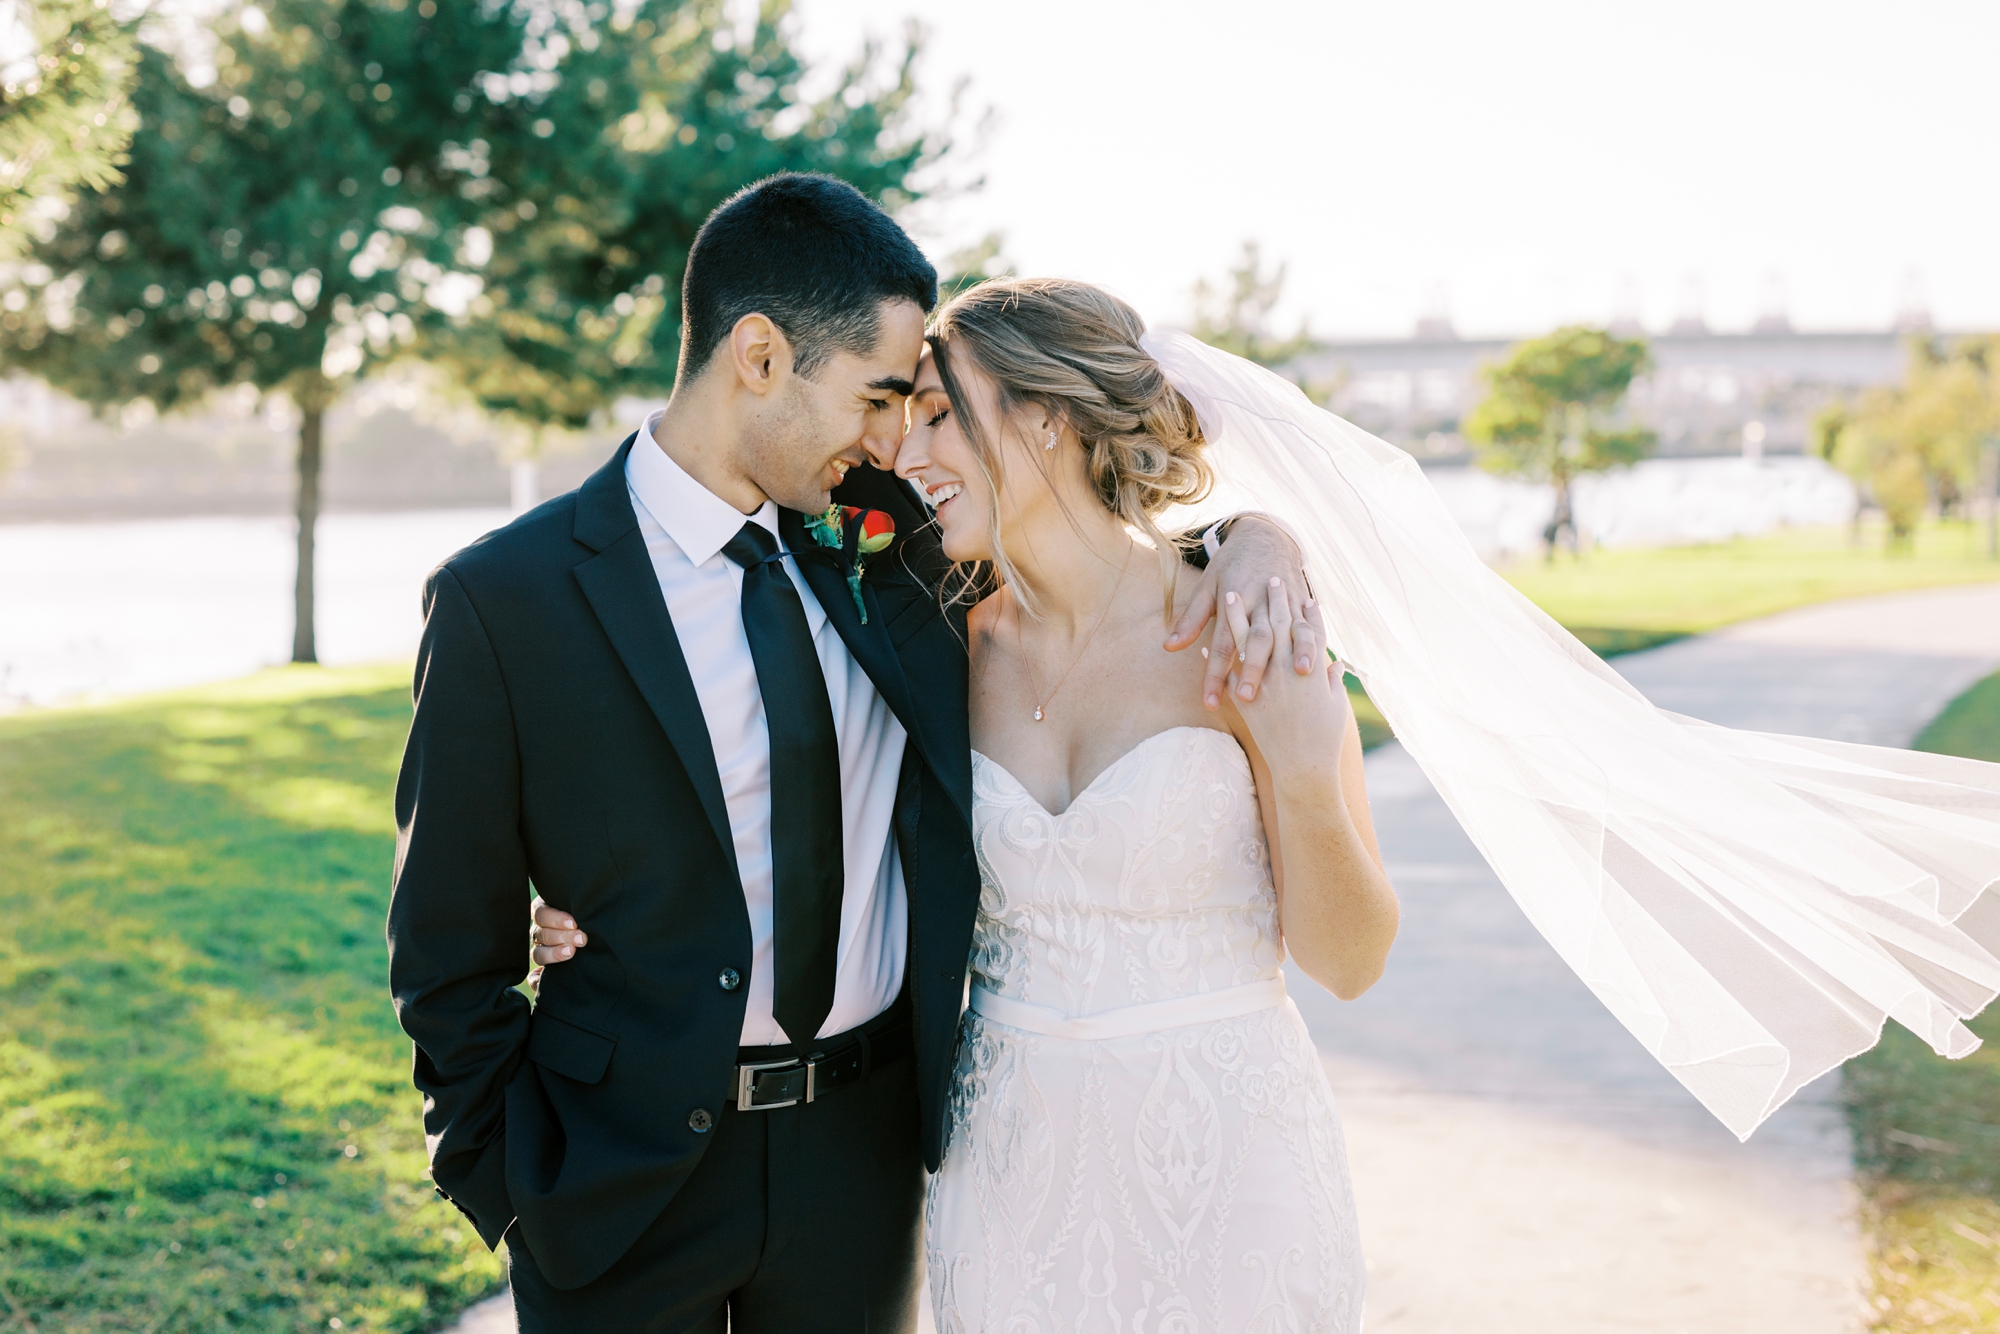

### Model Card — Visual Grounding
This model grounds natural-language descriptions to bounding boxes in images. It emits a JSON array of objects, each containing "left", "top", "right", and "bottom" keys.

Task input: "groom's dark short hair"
[{"left": 679, "top": 173, "right": 937, "bottom": 381}]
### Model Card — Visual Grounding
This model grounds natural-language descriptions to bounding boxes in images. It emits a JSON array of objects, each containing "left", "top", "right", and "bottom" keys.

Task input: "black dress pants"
[{"left": 507, "top": 1046, "right": 926, "bottom": 1333}]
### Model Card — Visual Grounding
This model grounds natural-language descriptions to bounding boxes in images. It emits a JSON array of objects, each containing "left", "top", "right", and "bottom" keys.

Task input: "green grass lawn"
[
  {"left": 0, "top": 665, "right": 502, "bottom": 1333},
  {"left": 1843, "top": 669, "right": 2000, "bottom": 1332},
  {"left": 1501, "top": 518, "right": 2000, "bottom": 656}
]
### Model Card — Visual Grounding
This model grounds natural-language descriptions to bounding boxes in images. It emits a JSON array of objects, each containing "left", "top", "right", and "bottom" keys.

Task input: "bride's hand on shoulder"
[{"left": 1224, "top": 577, "right": 1349, "bottom": 779}]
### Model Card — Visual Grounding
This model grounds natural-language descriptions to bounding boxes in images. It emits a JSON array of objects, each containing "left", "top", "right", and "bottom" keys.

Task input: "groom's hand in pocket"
[{"left": 1166, "top": 515, "right": 1316, "bottom": 709}]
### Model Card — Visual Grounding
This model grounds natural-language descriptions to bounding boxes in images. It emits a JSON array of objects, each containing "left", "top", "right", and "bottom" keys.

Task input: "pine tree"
[
  {"left": 0, "top": 0, "right": 138, "bottom": 259},
  {"left": 421, "top": 0, "right": 950, "bottom": 503}
]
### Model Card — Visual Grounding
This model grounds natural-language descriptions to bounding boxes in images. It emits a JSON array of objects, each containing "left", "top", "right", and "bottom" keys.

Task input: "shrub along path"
[{"left": 1298, "top": 581, "right": 2000, "bottom": 1333}]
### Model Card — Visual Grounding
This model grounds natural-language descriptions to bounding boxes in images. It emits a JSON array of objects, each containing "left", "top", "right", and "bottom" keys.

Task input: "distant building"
[{"left": 1295, "top": 328, "right": 1925, "bottom": 462}]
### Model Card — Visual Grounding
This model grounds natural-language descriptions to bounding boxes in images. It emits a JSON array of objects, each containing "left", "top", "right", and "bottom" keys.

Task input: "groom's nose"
[{"left": 860, "top": 418, "right": 905, "bottom": 472}]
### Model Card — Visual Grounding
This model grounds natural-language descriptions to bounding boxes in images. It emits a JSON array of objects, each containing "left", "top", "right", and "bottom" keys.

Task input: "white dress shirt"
[{"left": 627, "top": 412, "right": 908, "bottom": 1046}]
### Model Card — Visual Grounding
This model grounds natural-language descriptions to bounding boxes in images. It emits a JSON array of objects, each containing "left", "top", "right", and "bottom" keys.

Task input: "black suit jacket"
[{"left": 386, "top": 435, "right": 979, "bottom": 1290}]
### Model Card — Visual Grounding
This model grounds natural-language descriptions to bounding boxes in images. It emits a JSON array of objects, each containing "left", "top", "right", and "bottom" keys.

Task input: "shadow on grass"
[{"left": 0, "top": 666, "right": 502, "bottom": 1333}]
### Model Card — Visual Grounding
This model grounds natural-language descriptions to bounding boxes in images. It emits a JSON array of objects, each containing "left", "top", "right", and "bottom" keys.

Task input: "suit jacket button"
[
  {"left": 688, "top": 1108, "right": 715, "bottom": 1133},
  {"left": 718, "top": 967, "right": 741, "bottom": 992}
]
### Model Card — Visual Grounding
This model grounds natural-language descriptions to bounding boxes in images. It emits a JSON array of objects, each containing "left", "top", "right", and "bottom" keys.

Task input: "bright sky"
[{"left": 793, "top": 0, "right": 2000, "bottom": 339}]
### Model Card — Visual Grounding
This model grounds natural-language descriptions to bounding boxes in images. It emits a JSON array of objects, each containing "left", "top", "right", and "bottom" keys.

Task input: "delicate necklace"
[{"left": 1019, "top": 544, "right": 1131, "bottom": 723}]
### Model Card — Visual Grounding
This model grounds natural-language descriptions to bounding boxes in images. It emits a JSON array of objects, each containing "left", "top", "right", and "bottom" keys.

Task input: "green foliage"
[
  {"left": 1345, "top": 676, "right": 1391, "bottom": 751},
  {"left": 1191, "top": 240, "right": 1312, "bottom": 371},
  {"left": 1827, "top": 337, "right": 2000, "bottom": 544},
  {"left": 1464, "top": 325, "right": 1655, "bottom": 556},
  {"left": 0, "top": 665, "right": 503, "bottom": 1332},
  {"left": 0, "top": 0, "right": 137, "bottom": 259},
  {"left": 420, "top": 0, "right": 951, "bottom": 439},
  {"left": 936, "top": 230, "right": 1011, "bottom": 304},
  {"left": 0, "top": 0, "right": 550, "bottom": 661},
  {"left": 1846, "top": 668, "right": 2000, "bottom": 1331},
  {"left": 0, "top": 0, "right": 531, "bottom": 413}
]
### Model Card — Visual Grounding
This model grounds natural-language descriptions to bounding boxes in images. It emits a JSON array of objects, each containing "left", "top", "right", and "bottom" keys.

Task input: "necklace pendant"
[{"left": 1032, "top": 707, "right": 1044, "bottom": 722}]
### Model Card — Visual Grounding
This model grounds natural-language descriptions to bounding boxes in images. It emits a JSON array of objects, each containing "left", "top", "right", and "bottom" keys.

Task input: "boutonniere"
[{"left": 804, "top": 504, "right": 896, "bottom": 623}]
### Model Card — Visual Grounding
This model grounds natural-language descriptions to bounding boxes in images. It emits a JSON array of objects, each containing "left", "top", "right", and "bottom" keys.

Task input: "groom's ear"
[{"left": 726, "top": 312, "right": 794, "bottom": 398}]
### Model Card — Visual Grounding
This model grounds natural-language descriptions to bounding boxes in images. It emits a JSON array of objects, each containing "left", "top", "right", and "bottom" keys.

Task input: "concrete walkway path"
[
  {"left": 1299, "top": 581, "right": 2000, "bottom": 1333},
  {"left": 442, "top": 581, "right": 2000, "bottom": 1334}
]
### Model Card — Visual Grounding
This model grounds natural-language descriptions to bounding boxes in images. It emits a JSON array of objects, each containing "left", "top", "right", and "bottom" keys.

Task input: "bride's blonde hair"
[{"left": 926, "top": 277, "right": 1214, "bottom": 618}]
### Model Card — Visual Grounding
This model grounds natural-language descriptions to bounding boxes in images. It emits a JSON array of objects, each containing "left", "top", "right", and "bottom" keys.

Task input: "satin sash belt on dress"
[{"left": 967, "top": 975, "right": 1288, "bottom": 1041}]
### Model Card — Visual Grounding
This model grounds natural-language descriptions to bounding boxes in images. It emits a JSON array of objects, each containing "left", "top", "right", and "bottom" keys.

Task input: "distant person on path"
[{"left": 386, "top": 175, "right": 1313, "bottom": 1332}]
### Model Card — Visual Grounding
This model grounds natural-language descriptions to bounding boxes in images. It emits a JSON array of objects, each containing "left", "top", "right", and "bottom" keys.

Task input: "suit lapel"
[
  {"left": 780, "top": 507, "right": 923, "bottom": 742},
  {"left": 572, "top": 437, "right": 739, "bottom": 878},
  {"left": 782, "top": 493, "right": 974, "bottom": 830}
]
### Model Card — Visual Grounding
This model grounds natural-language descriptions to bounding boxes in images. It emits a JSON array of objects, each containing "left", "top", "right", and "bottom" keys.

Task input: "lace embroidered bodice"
[
  {"left": 926, "top": 726, "right": 1365, "bottom": 1334},
  {"left": 968, "top": 726, "right": 1285, "bottom": 1016}
]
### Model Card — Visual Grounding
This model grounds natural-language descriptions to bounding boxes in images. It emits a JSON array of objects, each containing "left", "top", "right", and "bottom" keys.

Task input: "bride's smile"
[{"left": 897, "top": 349, "right": 1002, "bottom": 563}]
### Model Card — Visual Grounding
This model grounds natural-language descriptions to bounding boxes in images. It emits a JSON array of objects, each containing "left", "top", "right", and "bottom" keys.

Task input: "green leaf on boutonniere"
[{"left": 803, "top": 505, "right": 896, "bottom": 623}]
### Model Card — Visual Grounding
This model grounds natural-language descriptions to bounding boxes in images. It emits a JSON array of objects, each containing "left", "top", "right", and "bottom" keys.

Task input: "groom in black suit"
[{"left": 388, "top": 173, "right": 1303, "bottom": 1331}]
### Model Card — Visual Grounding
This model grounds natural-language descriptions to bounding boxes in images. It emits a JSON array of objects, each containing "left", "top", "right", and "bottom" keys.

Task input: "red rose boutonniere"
[{"left": 804, "top": 504, "right": 896, "bottom": 623}]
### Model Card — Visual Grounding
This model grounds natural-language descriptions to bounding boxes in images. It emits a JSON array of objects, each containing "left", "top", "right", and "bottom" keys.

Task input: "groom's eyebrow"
[{"left": 868, "top": 375, "right": 915, "bottom": 396}]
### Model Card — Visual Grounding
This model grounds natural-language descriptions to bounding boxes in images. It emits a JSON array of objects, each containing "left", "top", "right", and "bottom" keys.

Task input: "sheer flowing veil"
[{"left": 1142, "top": 328, "right": 2000, "bottom": 1140}]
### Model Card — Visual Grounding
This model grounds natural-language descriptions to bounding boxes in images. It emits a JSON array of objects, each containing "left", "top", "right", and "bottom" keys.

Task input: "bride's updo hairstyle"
[{"left": 926, "top": 277, "right": 1214, "bottom": 617}]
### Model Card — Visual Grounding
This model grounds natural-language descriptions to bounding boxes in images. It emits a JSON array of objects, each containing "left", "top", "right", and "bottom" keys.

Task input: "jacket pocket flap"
[{"left": 526, "top": 1010, "right": 616, "bottom": 1085}]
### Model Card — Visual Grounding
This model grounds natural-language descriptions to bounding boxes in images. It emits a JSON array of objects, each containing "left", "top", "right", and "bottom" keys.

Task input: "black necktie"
[{"left": 721, "top": 521, "right": 844, "bottom": 1050}]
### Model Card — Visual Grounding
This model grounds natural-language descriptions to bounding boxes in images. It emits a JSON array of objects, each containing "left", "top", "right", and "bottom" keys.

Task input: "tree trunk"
[
  {"left": 292, "top": 403, "right": 323, "bottom": 664},
  {"left": 1542, "top": 474, "right": 1575, "bottom": 561}
]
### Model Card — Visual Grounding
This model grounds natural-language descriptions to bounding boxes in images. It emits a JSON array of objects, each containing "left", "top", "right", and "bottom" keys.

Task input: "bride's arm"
[{"left": 1227, "top": 581, "right": 1399, "bottom": 1001}]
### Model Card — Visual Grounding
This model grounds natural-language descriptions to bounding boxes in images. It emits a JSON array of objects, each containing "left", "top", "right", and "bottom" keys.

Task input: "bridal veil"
[{"left": 1143, "top": 328, "right": 2000, "bottom": 1140}]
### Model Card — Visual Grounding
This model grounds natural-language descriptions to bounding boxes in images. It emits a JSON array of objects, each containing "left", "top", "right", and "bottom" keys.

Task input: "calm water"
[
  {"left": 0, "top": 457, "right": 1855, "bottom": 708},
  {"left": 0, "top": 508, "right": 509, "bottom": 707}
]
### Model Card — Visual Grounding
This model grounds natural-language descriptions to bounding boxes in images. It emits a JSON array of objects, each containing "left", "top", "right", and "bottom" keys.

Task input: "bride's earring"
[{"left": 1045, "top": 431, "right": 1058, "bottom": 451}]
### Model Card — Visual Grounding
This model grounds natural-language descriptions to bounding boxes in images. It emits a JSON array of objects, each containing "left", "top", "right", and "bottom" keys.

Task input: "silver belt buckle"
[{"left": 735, "top": 1057, "right": 817, "bottom": 1111}]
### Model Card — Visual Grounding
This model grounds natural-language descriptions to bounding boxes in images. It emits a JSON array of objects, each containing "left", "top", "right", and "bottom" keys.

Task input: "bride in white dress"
[{"left": 895, "top": 278, "right": 1398, "bottom": 1333}]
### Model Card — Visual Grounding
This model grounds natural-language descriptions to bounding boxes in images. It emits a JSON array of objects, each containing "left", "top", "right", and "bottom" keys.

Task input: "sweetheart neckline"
[{"left": 971, "top": 725, "right": 1245, "bottom": 820}]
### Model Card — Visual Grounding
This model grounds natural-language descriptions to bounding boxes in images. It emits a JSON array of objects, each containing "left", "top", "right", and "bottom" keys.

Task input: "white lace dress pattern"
[{"left": 926, "top": 727, "right": 1364, "bottom": 1333}]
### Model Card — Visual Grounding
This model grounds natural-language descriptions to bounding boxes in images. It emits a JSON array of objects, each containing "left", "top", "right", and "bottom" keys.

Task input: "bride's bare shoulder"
[{"left": 966, "top": 589, "right": 1008, "bottom": 652}]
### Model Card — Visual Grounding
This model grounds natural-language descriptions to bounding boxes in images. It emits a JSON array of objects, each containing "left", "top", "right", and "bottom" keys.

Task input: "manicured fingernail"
[
  {"left": 1239, "top": 683, "right": 1254, "bottom": 699},
  {"left": 575, "top": 934, "right": 586, "bottom": 945},
  {"left": 1225, "top": 591, "right": 1238, "bottom": 605},
  {"left": 561, "top": 946, "right": 573, "bottom": 957},
  {"left": 563, "top": 919, "right": 575, "bottom": 929},
  {"left": 1206, "top": 693, "right": 1218, "bottom": 707},
  {"left": 1298, "top": 655, "right": 1311, "bottom": 670},
  {"left": 1201, "top": 647, "right": 1209, "bottom": 659},
  {"left": 1270, "top": 577, "right": 1281, "bottom": 587},
  {"left": 1303, "top": 598, "right": 1315, "bottom": 610}
]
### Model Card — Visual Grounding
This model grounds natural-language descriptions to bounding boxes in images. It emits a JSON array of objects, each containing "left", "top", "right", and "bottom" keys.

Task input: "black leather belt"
[{"left": 733, "top": 1002, "right": 910, "bottom": 1112}]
